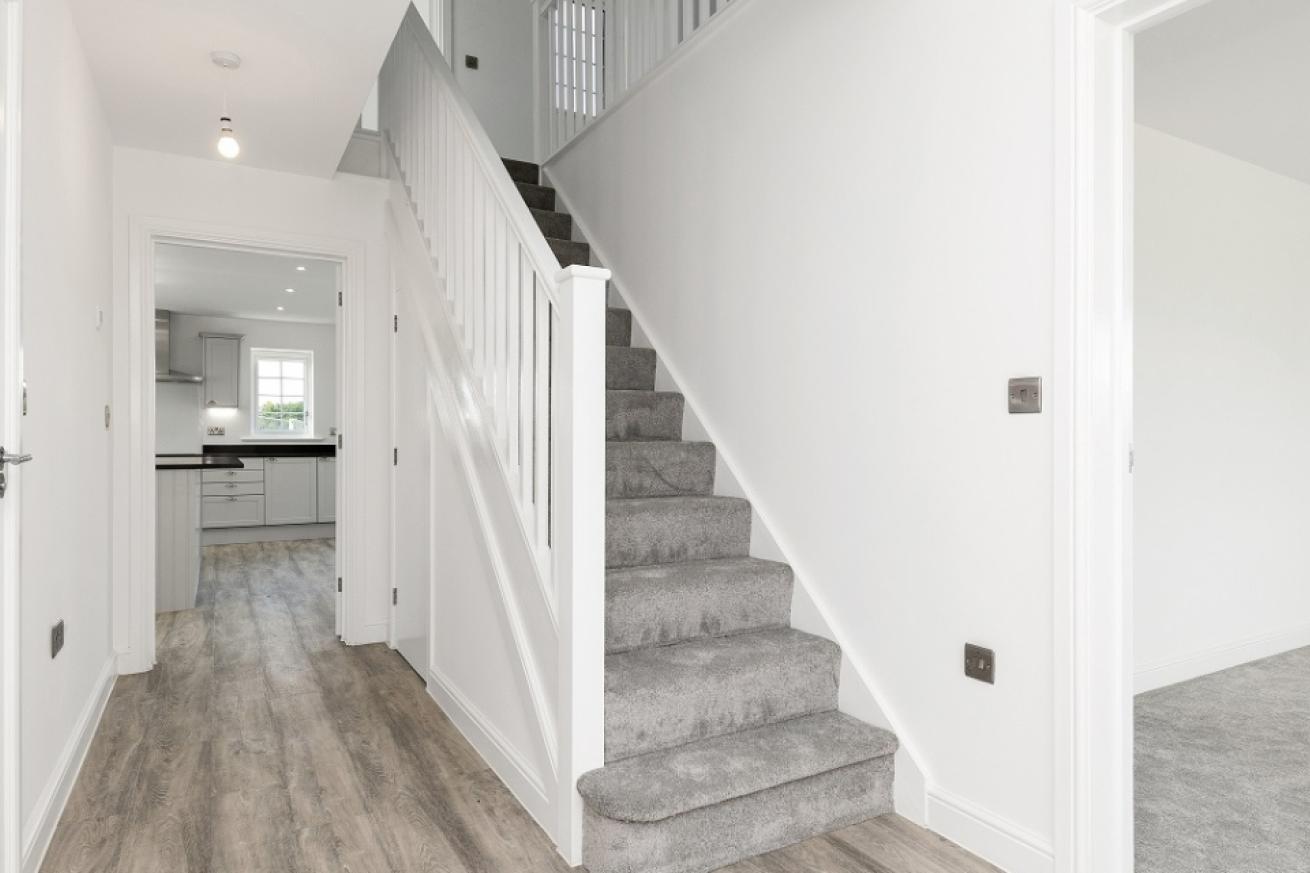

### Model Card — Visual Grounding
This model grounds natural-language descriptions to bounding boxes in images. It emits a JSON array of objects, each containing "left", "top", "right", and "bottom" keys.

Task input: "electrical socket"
[
  {"left": 51, "top": 620, "right": 65, "bottom": 659},
  {"left": 964, "top": 643, "right": 994, "bottom": 684},
  {"left": 207, "top": 425, "right": 226, "bottom": 436}
]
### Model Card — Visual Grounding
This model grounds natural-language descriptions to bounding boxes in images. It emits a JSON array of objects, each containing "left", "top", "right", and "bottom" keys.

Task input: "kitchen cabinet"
[
  {"left": 202, "top": 333, "right": 242, "bottom": 409},
  {"left": 316, "top": 456, "right": 336, "bottom": 523},
  {"left": 264, "top": 456, "right": 318, "bottom": 525},
  {"left": 157, "top": 470, "right": 202, "bottom": 612},
  {"left": 202, "top": 494, "right": 266, "bottom": 528},
  {"left": 202, "top": 457, "right": 266, "bottom": 528}
]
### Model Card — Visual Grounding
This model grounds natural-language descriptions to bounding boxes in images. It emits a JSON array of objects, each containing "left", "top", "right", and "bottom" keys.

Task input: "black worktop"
[
  {"left": 204, "top": 443, "right": 337, "bottom": 458},
  {"left": 155, "top": 454, "right": 245, "bottom": 471}
]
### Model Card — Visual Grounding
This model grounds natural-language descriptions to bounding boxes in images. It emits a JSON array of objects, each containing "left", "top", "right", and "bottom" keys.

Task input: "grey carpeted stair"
[
  {"left": 607, "top": 390, "right": 684, "bottom": 441},
  {"left": 606, "top": 557, "right": 792, "bottom": 653},
  {"left": 531, "top": 207, "right": 572, "bottom": 239},
  {"left": 606, "top": 496, "right": 750, "bottom": 569},
  {"left": 606, "top": 347, "right": 657, "bottom": 390},
  {"left": 606, "top": 440, "right": 715, "bottom": 499},
  {"left": 605, "top": 627, "right": 841, "bottom": 761},
  {"left": 607, "top": 307, "right": 632, "bottom": 347},
  {"left": 506, "top": 156, "right": 896, "bottom": 873}
]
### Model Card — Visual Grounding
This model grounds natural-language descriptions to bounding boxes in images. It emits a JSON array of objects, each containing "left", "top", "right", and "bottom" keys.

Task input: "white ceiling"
[
  {"left": 69, "top": 0, "right": 408, "bottom": 177},
  {"left": 155, "top": 244, "right": 338, "bottom": 324},
  {"left": 1136, "top": 0, "right": 1310, "bottom": 186}
]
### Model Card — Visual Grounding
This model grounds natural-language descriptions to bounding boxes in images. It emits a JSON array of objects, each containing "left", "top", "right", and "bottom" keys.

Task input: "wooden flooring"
[{"left": 42, "top": 539, "right": 998, "bottom": 873}]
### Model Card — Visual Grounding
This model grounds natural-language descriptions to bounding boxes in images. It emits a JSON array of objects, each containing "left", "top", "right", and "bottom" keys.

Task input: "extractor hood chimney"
[{"left": 154, "top": 310, "right": 203, "bottom": 384}]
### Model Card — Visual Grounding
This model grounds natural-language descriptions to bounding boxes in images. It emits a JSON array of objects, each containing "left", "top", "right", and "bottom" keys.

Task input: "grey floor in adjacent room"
[
  {"left": 42, "top": 539, "right": 997, "bottom": 873},
  {"left": 1136, "top": 646, "right": 1310, "bottom": 873}
]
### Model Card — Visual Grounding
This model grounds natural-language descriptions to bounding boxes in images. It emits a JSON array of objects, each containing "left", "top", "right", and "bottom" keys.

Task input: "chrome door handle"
[{"left": 0, "top": 447, "right": 32, "bottom": 467}]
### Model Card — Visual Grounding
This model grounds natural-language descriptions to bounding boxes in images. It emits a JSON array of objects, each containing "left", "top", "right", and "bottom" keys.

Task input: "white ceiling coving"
[
  {"left": 155, "top": 244, "right": 338, "bottom": 325},
  {"left": 69, "top": 0, "right": 409, "bottom": 177},
  {"left": 1136, "top": 0, "right": 1310, "bottom": 186}
]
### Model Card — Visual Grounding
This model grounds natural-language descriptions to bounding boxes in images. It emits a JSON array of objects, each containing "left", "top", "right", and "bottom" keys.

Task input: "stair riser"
[
  {"left": 503, "top": 159, "right": 539, "bottom": 185},
  {"left": 607, "top": 393, "right": 684, "bottom": 441},
  {"left": 606, "top": 347, "right": 657, "bottom": 391},
  {"left": 606, "top": 566, "right": 792, "bottom": 653},
  {"left": 606, "top": 500, "right": 749, "bottom": 569},
  {"left": 550, "top": 237, "right": 591, "bottom": 267},
  {"left": 607, "top": 309, "right": 633, "bottom": 347},
  {"left": 606, "top": 442, "right": 714, "bottom": 499},
  {"left": 605, "top": 634, "right": 838, "bottom": 760},
  {"left": 583, "top": 757, "right": 893, "bottom": 873},
  {"left": 516, "top": 182, "right": 556, "bottom": 210},
  {"left": 532, "top": 209, "right": 573, "bottom": 239}
]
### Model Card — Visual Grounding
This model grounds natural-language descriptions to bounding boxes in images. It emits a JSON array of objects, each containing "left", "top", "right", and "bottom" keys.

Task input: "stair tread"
[
  {"left": 579, "top": 711, "right": 897, "bottom": 823},
  {"left": 502, "top": 157, "right": 539, "bottom": 185},
  {"left": 605, "top": 627, "right": 840, "bottom": 759},
  {"left": 606, "top": 390, "right": 684, "bottom": 442},
  {"left": 606, "top": 346, "right": 657, "bottom": 390},
  {"left": 606, "top": 556, "right": 793, "bottom": 653}
]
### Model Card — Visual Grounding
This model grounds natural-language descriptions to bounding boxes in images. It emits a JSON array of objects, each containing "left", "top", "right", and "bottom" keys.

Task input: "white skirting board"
[
  {"left": 425, "top": 667, "right": 554, "bottom": 841},
  {"left": 925, "top": 785, "right": 1054, "bottom": 873},
  {"left": 202, "top": 523, "right": 336, "bottom": 546},
  {"left": 22, "top": 657, "right": 116, "bottom": 873},
  {"left": 1135, "top": 622, "right": 1310, "bottom": 695}
]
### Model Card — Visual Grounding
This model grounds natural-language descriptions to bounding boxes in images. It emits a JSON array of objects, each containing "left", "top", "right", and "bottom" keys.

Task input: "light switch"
[{"left": 1008, "top": 377, "right": 1042, "bottom": 414}]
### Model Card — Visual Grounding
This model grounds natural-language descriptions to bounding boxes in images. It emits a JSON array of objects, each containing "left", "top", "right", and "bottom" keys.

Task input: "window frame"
[{"left": 250, "top": 347, "right": 315, "bottom": 438}]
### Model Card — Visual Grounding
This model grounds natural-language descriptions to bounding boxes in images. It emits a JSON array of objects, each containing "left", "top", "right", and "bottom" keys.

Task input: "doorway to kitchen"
[
  {"left": 153, "top": 243, "right": 342, "bottom": 661},
  {"left": 116, "top": 218, "right": 371, "bottom": 675}
]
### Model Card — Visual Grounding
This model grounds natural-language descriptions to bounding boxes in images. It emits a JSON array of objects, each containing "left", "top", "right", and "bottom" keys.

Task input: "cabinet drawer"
[
  {"left": 202, "top": 495, "right": 265, "bottom": 528},
  {"left": 202, "top": 468, "right": 264, "bottom": 484},
  {"left": 238, "top": 457, "right": 265, "bottom": 471},
  {"left": 201, "top": 481, "right": 265, "bottom": 497}
]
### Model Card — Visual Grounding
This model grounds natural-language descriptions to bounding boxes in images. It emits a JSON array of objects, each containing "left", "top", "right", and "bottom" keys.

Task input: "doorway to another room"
[{"left": 153, "top": 243, "right": 342, "bottom": 654}]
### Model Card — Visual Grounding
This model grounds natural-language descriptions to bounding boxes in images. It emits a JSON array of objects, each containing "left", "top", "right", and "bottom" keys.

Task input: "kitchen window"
[{"left": 251, "top": 349, "right": 313, "bottom": 436}]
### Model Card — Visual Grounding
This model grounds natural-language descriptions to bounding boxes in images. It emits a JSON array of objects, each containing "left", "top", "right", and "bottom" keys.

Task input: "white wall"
[
  {"left": 113, "top": 148, "right": 394, "bottom": 645},
  {"left": 1134, "top": 125, "right": 1310, "bottom": 691},
  {"left": 18, "top": 0, "right": 115, "bottom": 864},
  {"left": 157, "top": 314, "right": 337, "bottom": 449},
  {"left": 546, "top": 0, "right": 1056, "bottom": 866},
  {"left": 451, "top": 0, "right": 534, "bottom": 161}
]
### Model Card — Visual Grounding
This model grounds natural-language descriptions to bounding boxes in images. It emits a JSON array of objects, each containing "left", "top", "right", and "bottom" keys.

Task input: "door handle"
[
  {"left": 0, "top": 446, "right": 32, "bottom": 500},
  {"left": 0, "top": 447, "right": 32, "bottom": 467}
]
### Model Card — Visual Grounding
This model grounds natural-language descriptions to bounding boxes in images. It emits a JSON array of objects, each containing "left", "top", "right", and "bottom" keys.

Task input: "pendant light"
[{"left": 211, "top": 51, "right": 242, "bottom": 160}]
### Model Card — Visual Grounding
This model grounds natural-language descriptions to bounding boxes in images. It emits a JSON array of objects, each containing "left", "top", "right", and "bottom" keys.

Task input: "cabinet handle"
[
  {"left": 226, "top": 483, "right": 236, "bottom": 489},
  {"left": 226, "top": 496, "right": 237, "bottom": 502},
  {"left": 268, "top": 457, "right": 278, "bottom": 464}
]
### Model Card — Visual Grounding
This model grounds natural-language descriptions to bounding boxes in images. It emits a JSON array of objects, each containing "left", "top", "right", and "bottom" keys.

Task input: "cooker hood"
[{"left": 154, "top": 310, "right": 203, "bottom": 384}]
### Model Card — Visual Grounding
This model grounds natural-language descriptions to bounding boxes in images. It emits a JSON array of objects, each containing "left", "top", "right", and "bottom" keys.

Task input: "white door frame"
[
  {"left": 1053, "top": 1, "right": 1215, "bottom": 870},
  {"left": 0, "top": 2, "right": 20, "bottom": 870},
  {"left": 116, "top": 216, "right": 369, "bottom": 673}
]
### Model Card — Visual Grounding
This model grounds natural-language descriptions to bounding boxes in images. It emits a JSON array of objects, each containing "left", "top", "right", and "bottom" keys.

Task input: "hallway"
[{"left": 40, "top": 540, "right": 996, "bottom": 873}]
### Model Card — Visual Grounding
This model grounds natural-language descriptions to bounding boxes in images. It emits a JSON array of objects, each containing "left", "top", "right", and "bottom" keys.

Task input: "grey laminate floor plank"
[{"left": 42, "top": 538, "right": 997, "bottom": 873}]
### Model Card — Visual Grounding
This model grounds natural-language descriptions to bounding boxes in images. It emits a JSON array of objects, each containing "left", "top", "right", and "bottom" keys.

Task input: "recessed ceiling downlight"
[
  {"left": 295, "top": 265, "right": 307, "bottom": 272},
  {"left": 285, "top": 288, "right": 296, "bottom": 294}
]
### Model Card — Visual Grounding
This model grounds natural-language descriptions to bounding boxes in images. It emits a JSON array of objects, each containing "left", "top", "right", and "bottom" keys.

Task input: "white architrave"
[
  {"left": 1053, "top": 2, "right": 1215, "bottom": 871},
  {"left": 118, "top": 217, "right": 369, "bottom": 673}
]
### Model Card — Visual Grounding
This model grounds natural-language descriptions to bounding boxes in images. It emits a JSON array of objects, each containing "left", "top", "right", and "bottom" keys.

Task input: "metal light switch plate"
[
  {"left": 964, "top": 643, "right": 995, "bottom": 684},
  {"left": 1008, "top": 377, "right": 1042, "bottom": 414}
]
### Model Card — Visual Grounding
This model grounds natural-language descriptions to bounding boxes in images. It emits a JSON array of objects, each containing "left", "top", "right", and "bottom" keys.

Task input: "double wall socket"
[{"left": 207, "top": 425, "right": 226, "bottom": 436}]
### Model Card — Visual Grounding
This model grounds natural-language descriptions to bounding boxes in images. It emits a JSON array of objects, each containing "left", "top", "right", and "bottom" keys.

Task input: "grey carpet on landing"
[{"left": 1136, "top": 646, "right": 1310, "bottom": 873}]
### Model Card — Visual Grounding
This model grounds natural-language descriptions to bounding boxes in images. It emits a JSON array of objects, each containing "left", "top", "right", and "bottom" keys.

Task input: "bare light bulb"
[{"left": 217, "top": 116, "right": 240, "bottom": 159}]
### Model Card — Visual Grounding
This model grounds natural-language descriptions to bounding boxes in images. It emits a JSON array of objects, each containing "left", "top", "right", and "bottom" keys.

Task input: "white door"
[
  {"left": 0, "top": 5, "right": 21, "bottom": 867},
  {"left": 264, "top": 456, "right": 317, "bottom": 525},
  {"left": 392, "top": 289, "right": 430, "bottom": 675}
]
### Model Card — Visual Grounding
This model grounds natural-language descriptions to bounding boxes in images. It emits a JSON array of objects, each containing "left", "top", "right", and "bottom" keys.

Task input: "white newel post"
[{"left": 553, "top": 264, "right": 610, "bottom": 863}]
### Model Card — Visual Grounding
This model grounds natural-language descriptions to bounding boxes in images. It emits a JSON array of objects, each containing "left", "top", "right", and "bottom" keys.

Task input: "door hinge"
[
  {"left": 393, "top": 447, "right": 398, "bottom": 465},
  {"left": 392, "top": 588, "right": 398, "bottom": 606},
  {"left": 1128, "top": 444, "right": 1136, "bottom": 474},
  {"left": 337, "top": 290, "right": 343, "bottom": 306},
  {"left": 337, "top": 577, "right": 343, "bottom": 593},
  {"left": 394, "top": 314, "right": 398, "bottom": 333},
  {"left": 337, "top": 434, "right": 343, "bottom": 450}
]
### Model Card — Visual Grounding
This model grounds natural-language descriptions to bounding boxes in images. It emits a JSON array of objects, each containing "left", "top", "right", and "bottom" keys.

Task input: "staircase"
[{"left": 505, "top": 158, "right": 899, "bottom": 873}]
